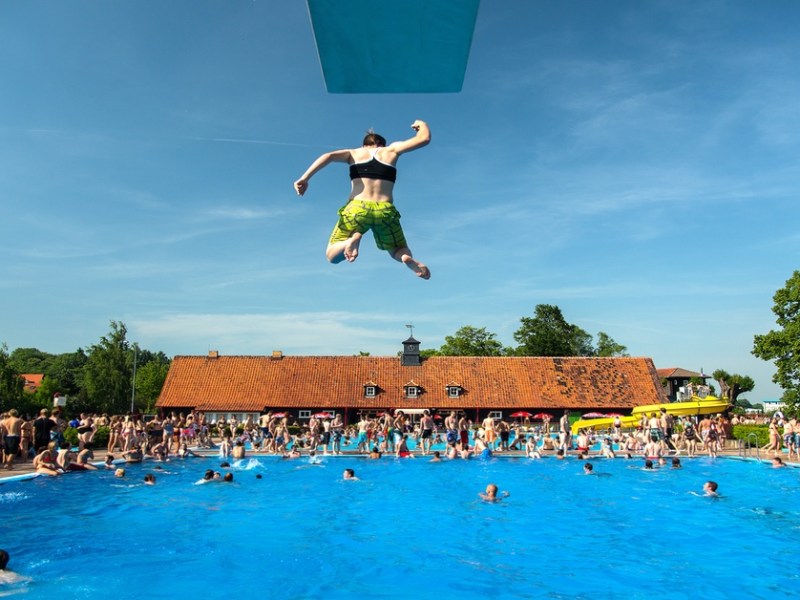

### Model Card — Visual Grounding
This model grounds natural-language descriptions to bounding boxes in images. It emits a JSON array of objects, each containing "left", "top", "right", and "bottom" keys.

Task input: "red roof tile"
[{"left": 157, "top": 355, "right": 667, "bottom": 413}]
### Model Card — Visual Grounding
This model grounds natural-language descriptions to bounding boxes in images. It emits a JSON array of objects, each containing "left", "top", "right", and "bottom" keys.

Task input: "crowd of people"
[{"left": 1, "top": 405, "right": 796, "bottom": 478}]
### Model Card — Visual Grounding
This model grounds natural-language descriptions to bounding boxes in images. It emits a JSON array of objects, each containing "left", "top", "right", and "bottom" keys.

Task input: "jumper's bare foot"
[
  {"left": 402, "top": 256, "right": 431, "bottom": 280},
  {"left": 344, "top": 234, "right": 361, "bottom": 263}
]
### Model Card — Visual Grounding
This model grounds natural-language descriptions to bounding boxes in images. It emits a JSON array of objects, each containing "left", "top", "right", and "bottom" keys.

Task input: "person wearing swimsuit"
[{"left": 294, "top": 120, "right": 431, "bottom": 279}]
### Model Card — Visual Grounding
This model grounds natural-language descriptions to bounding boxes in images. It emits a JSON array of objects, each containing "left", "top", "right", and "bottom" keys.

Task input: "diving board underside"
[{"left": 307, "top": 0, "right": 480, "bottom": 93}]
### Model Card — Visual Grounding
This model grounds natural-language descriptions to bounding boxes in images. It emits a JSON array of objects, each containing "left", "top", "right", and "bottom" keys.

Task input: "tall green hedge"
[{"left": 731, "top": 424, "right": 769, "bottom": 447}]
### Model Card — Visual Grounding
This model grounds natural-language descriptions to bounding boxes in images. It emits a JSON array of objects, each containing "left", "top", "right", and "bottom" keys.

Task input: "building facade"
[{"left": 156, "top": 338, "right": 668, "bottom": 424}]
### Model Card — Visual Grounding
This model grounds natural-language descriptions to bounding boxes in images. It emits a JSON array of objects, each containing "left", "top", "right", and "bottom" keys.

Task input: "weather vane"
[{"left": 405, "top": 323, "right": 414, "bottom": 338}]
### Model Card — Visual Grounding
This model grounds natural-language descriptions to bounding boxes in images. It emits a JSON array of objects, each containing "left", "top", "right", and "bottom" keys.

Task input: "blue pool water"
[{"left": 2, "top": 455, "right": 799, "bottom": 599}]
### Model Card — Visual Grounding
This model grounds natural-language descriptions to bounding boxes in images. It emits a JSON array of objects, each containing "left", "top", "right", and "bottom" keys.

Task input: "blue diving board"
[{"left": 306, "top": 0, "right": 480, "bottom": 93}]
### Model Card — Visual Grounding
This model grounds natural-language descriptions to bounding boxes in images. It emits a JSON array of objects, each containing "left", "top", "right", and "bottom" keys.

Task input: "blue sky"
[{"left": 1, "top": 1, "right": 798, "bottom": 403}]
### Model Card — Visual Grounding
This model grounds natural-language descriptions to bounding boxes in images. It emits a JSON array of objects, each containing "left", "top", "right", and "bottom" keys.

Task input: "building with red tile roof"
[
  {"left": 157, "top": 338, "right": 668, "bottom": 424},
  {"left": 656, "top": 367, "right": 711, "bottom": 401},
  {"left": 20, "top": 374, "right": 44, "bottom": 393}
]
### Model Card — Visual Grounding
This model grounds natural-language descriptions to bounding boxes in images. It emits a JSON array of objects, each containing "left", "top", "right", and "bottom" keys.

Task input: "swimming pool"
[{"left": 2, "top": 456, "right": 798, "bottom": 599}]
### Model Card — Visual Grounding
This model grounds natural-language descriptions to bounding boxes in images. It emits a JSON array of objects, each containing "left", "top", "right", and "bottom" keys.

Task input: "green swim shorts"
[{"left": 329, "top": 200, "right": 407, "bottom": 252}]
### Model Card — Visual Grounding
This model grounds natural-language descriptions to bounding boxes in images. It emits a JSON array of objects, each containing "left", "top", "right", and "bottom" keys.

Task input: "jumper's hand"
[
  {"left": 411, "top": 119, "right": 426, "bottom": 132},
  {"left": 294, "top": 179, "right": 308, "bottom": 196}
]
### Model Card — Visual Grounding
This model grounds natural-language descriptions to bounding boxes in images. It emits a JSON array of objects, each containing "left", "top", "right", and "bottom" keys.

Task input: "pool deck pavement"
[{"left": 1, "top": 441, "right": 795, "bottom": 482}]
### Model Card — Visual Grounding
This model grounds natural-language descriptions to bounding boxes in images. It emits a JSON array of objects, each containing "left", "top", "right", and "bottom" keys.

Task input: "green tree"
[
  {"left": 753, "top": 270, "right": 800, "bottom": 410},
  {"left": 135, "top": 354, "right": 171, "bottom": 412},
  {"left": 420, "top": 348, "right": 442, "bottom": 358},
  {"left": 45, "top": 349, "right": 88, "bottom": 398},
  {"left": 0, "top": 343, "right": 25, "bottom": 412},
  {"left": 712, "top": 369, "right": 755, "bottom": 404},
  {"left": 440, "top": 326, "right": 507, "bottom": 356},
  {"left": 8, "top": 347, "right": 55, "bottom": 374},
  {"left": 83, "top": 321, "right": 133, "bottom": 414},
  {"left": 595, "top": 332, "right": 629, "bottom": 357},
  {"left": 513, "top": 304, "right": 594, "bottom": 356}
]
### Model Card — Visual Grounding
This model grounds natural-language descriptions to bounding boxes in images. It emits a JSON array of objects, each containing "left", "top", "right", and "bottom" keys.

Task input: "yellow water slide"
[{"left": 571, "top": 396, "right": 730, "bottom": 434}]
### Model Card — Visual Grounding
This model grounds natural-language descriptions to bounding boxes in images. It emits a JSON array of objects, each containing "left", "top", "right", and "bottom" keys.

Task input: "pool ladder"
[{"left": 739, "top": 432, "right": 761, "bottom": 461}]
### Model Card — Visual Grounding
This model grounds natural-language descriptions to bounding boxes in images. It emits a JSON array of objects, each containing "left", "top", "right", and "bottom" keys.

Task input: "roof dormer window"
[
  {"left": 404, "top": 382, "right": 421, "bottom": 398},
  {"left": 446, "top": 383, "right": 463, "bottom": 398}
]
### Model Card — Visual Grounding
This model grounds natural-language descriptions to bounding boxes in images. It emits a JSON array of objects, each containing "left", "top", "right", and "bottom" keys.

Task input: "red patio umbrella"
[
  {"left": 605, "top": 413, "right": 625, "bottom": 418},
  {"left": 271, "top": 412, "right": 287, "bottom": 419},
  {"left": 532, "top": 413, "right": 552, "bottom": 420},
  {"left": 313, "top": 412, "right": 333, "bottom": 419},
  {"left": 582, "top": 412, "right": 606, "bottom": 419},
  {"left": 510, "top": 411, "right": 533, "bottom": 418}
]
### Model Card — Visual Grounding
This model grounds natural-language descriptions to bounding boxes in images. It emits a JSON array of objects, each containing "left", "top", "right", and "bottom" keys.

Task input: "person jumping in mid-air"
[{"left": 293, "top": 120, "right": 431, "bottom": 279}]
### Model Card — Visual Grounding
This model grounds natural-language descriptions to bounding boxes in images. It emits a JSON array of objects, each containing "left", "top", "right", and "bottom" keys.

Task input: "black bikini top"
[{"left": 349, "top": 149, "right": 397, "bottom": 182}]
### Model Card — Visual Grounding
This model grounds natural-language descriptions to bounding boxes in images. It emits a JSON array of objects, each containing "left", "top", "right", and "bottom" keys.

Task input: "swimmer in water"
[
  {"left": 294, "top": 121, "right": 432, "bottom": 279},
  {"left": 0, "top": 549, "right": 31, "bottom": 586},
  {"left": 479, "top": 484, "right": 509, "bottom": 502}
]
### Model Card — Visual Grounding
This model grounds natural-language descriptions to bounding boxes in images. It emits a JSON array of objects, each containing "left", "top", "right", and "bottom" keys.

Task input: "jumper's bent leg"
[
  {"left": 392, "top": 247, "right": 430, "bottom": 280},
  {"left": 327, "top": 232, "right": 362, "bottom": 264}
]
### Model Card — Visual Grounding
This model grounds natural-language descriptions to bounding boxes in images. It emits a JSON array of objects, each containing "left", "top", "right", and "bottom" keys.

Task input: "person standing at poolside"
[
  {"left": 496, "top": 419, "right": 510, "bottom": 452},
  {"left": 782, "top": 417, "right": 796, "bottom": 460},
  {"left": 458, "top": 413, "right": 471, "bottom": 448},
  {"left": 50, "top": 409, "right": 66, "bottom": 448},
  {"left": 481, "top": 415, "right": 497, "bottom": 451},
  {"left": 32, "top": 409, "right": 55, "bottom": 453},
  {"left": 660, "top": 408, "right": 675, "bottom": 451},
  {"left": 331, "top": 413, "right": 344, "bottom": 455},
  {"left": 444, "top": 411, "right": 458, "bottom": 446},
  {"left": 19, "top": 416, "right": 33, "bottom": 462},
  {"left": 321, "top": 417, "right": 332, "bottom": 455},
  {"left": 355, "top": 414, "right": 369, "bottom": 454},
  {"left": 559, "top": 411, "right": 572, "bottom": 453},
  {"left": 1, "top": 409, "right": 22, "bottom": 470},
  {"left": 764, "top": 416, "right": 781, "bottom": 455},
  {"left": 393, "top": 410, "right": 408, "bottom": 448},
  {"left": 682, "top": 417, "right": 699, "bottom": 457},
  {"left": 418, "top": 410, "right": 435, "bottom": 456},
  {"left": 294, "top": 120, "right": 431, "bottom": 279},
  {"left": 613, "top": 415, "right": 622, "bottom": 438}
]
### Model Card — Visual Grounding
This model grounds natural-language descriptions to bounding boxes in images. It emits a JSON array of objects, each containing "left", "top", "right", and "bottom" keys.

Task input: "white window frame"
[
  {"left": 406, "top": 386, "right": 418, "bottom": 398},
  {"left": 488, "top": 411, "right": 502, "bottom": 420},
  {"left": 298, "top": 410, "right": 311, "bottom": 419},
  {"left": 447, "top": 386, "right": 461, "bottom": 398},
  {"left": 365, "top": 386, "right": 377, "bottom": 397}
]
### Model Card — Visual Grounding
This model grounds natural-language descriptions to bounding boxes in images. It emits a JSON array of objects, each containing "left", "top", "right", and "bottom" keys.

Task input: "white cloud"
[{"left": 130, "top": 311, "right": 410, "bottom": 356}]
